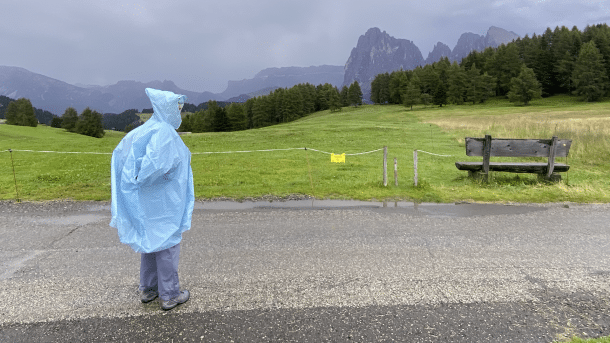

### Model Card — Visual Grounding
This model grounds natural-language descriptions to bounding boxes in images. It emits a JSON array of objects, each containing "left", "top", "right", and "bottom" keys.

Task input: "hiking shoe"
[
  {"left": 141, "top": 290, "right": 159, "bottom": 303},
  {"left": 161, "top": 290, "right": 190, "bottom": 311}
]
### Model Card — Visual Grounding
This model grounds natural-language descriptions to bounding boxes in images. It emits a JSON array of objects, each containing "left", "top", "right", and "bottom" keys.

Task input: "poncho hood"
[{"left": 145, "top": 88, "right": 186, "bottom": 129}]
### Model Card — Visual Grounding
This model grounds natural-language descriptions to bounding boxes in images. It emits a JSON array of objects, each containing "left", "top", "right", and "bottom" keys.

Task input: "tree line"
[
  {"left": 2, "top": 80, "right": 365, "bottom": 136},
  {"left": 371, "top": 23, "right": 610, "bottom": 107},
  {"left": 1, "top": 96, "right": 56, "bottom": 126},
  {"left": 1, "top": 96, "right": 105, "bottom": 138},
  {"left": 1, "top": 94, "right": 141, "bottom": 137},
  {"left": 177, "top": 82, "right": 363, "bottom": 133},
  {"left": 56, "top": 107, "right": 105, "bottom": 138}
]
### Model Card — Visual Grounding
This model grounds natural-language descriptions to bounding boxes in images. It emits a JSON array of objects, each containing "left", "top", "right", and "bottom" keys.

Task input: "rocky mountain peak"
[
  {"left": 486, "top": 26, "right": 520, "bottom": 47},
  {"left": 425, "top": 42, "right": 452, "bottom": 64},
  {"left": 343, "top": 28, "right": 423, "bottom": 97}
]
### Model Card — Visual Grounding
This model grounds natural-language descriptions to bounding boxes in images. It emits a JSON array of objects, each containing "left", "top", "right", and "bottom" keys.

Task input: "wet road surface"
[{"left": 1, "top": 200, "right": 610, "bottom": 342}]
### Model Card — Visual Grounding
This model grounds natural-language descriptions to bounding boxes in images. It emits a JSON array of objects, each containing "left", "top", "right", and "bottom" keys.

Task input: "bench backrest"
[{"left": 465, "top": 136, "right": 572, "bottom": 158}]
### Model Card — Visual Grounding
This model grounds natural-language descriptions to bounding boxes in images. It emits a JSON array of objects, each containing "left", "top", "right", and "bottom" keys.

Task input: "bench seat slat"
[
  {"left": 455, "top": 162, "right": 570, "bottom": 173},
  {"left": 465, "top": 137, "right": 572, "bottom": 158}
]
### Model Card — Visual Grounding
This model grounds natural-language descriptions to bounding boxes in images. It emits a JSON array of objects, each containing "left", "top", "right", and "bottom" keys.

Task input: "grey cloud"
[{"left": 1, "top": 0, "right": 608, "bottom": 93}]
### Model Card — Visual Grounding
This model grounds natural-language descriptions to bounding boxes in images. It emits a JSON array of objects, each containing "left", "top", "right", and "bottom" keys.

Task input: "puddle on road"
[
  {"left": 195, "top": 200, "right": 548, "bottom": 217},
  {"left": 79, "top": 200, "right": 548, "bottom": 217}
]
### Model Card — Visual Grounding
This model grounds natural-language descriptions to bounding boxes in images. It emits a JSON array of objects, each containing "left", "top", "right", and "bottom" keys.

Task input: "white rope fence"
[
  {"left": 192, "top": 148, "right": 304, "bottom": 155},
  {"left": 4, "top": 147, "right": 457, "bottom": 193},
  {"left": 3, "top": 147, "right": 385, "bottom": 156},
  {"left": 305, "top": 147, "right": 384, "bottom": 156},
  {"left": 2, "top": 149, "right": 112, "bottom": 155},
  {"left": 415, "top": 150, "right": 454, "bottom": 158}
]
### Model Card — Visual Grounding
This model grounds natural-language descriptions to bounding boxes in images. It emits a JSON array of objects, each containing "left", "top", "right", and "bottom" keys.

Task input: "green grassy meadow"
[{"left": 1, "top": 96, "right": 610, "bottom": 203}]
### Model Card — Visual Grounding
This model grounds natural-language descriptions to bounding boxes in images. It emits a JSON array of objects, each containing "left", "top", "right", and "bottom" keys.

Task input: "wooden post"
[
  {"left": 394, "top": 157, "right": 398, "bottom": 186},
  {"left": 9, "top": 149, "right": 20, "bottom": 202},
  {"left": 483, "top": 134, "right": 491, "bottom": 182},
  {"left": 547, "top": 136, "right": 558, "bottom": 179},
  {"left": 383, "top": 146, "right": 388, "bottom": 187},
  {"left": 413, "top": 149, "right": 418, "bottom": 187}
]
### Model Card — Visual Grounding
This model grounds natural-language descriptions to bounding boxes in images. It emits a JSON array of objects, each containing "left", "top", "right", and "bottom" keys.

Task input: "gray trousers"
[{"left": 139, "top": 243, "right": 181, "bottom": 301}]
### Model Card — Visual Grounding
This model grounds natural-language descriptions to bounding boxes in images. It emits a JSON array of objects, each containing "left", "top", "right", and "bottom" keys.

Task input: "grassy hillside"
[{"left": 1, "top": 96, "right": 609, "bottom": 202}]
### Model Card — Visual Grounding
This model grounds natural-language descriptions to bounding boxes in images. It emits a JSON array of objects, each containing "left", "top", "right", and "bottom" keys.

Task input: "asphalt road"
[{"left": 1, "top": 200, "right": 610, "bottom": 342}]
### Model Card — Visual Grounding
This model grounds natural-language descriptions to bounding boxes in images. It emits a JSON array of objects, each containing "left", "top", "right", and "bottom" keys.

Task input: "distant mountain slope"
[
  {"left": 0, "top": 65, "right": 344, "bottom": 114},
  {"left": 220, "top": 65, "right": 344, "bottom": 99},
  {"left": 0, "top": 66, "right": 218, "bottom": 114}
]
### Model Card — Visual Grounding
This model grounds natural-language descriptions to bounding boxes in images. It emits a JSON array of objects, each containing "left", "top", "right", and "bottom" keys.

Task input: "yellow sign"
[{"left": 331, "top": 153, "right": 345, "bottom": 163}]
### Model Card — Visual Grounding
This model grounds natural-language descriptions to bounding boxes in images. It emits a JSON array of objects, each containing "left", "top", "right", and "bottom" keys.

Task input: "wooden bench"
[{"left": 455, "top": 135, "right": 572, "bottom": 182}]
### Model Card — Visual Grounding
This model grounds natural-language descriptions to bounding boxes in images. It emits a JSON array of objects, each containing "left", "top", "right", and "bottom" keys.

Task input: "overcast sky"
[{"left": 2, "top": 0, "right": 609, "bottom": 93}]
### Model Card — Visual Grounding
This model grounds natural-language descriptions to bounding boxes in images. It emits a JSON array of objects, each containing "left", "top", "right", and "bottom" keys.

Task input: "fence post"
[
  {"left": 383, "top": 146, "right": 388, "bottom": 186},
  {"left": 9, "top": 149, "right": 20, "bottom": 202},
  {"left": 394, "top": 157, "right": 398, "bottom": 186},
  {"left": 413, "top": 149, "right": 418, "bottom": 187}
]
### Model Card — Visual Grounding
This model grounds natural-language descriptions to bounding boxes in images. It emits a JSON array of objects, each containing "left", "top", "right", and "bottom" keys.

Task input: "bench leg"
[
  {"left": 468, "top": 171, "right": 489, "bottom": 182},
  {"left": 538, "top": 173, "right": 562, "bottom": 182}
]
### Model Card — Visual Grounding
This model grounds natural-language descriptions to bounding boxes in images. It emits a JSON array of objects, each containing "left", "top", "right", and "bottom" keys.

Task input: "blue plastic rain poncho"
[{"left": 110, "top": 88, "right": 194, "bottom": 253}]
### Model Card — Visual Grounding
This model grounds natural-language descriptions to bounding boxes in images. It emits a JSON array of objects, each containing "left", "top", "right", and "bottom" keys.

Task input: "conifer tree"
[
  {"left": 389, "top": 71, "right": 408, "bottom": 104},
  {"left": 433, "top": 82, "right": 448, "bottom": 107},
  {"left": 190, "top": 110, "right": 207, "bottom": 133},
  {"left": 348, "top": 81, "right": 363, "bottom": 106},
  {"left": 447, "top": 62, "right": 467, "bottom": 105},
  {"left": 403, "top": 78, "right": 421, "bottom": 110},
  {"left": 329, "top": 88, "right": 342, "bottom": 112},
  {"left": 211, "top": 106, "right": 230, "bottom": 132},
  {"left": 418, "top": 65, "right": 440, "bottom": 95},
  {"left": 479, "top": 72, "right": 497, "bottom": 103},
  {"left": 51, "top": 116, "right": 63, "bottom": 128},
  {"left": 485, "top": 43, "right": 523, "bottom": 95},
  {"left": 340, "top": 86, "right": 349, "bottom": 107},
  {"left": 370, "top": 76, "right": 381, "bottom": 104},
  {"left": 315, "top": 85, "right": 329, "bottom": 111},
  {"left": 76, "top": 107, "right": 105, "bottom": 138},
  {"left": 61, "top": 107, "right": 79, "bottom": 132},
  {"left": 226, "top": 103, "right": 247, "bottom": 131},
  {"left": 4, "top": 101, "right": 18, "bottom": 125},
  {"left": 507, "top": 66, "right": 542, "bottom": 105},
  {"left": 572, "top": 40, "right": 608, "bottom": 102},
  {"left": 420, "top": 93, "right": 433, "bottom": 107},
  {"left": 465, "top": 64, "right": 481, "bottom": 105},
  {"left": 5, "top": 98, "right": 37, "bottom": 127}
]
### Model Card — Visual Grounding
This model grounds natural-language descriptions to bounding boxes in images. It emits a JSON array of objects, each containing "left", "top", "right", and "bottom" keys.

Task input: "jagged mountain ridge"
[
  {"left": 425, "top": 42, "right": 452, "bottom": 65},
  {"left": 343, "top": 26, "right": 519, "bottom": 99},
  {"left": 343, "top": 27, "right": 424, "bottom": 97},
  {"left": 450, "top": 26, "right": 520, "bottom": 62}
]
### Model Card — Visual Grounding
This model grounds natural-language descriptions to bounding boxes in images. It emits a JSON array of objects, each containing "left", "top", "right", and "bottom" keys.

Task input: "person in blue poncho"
[{"left": 110, "top": 88, "right": 194, "bottom": 311}]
